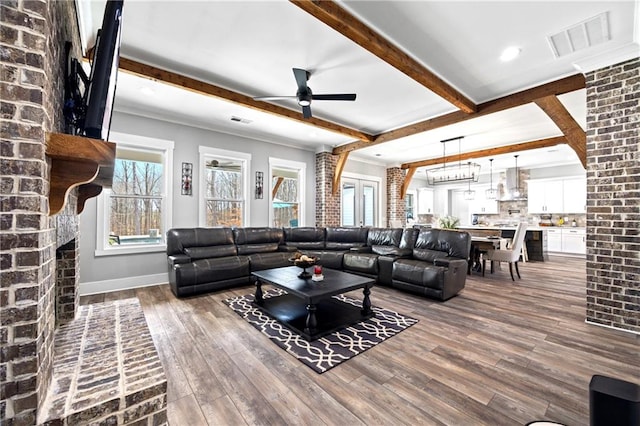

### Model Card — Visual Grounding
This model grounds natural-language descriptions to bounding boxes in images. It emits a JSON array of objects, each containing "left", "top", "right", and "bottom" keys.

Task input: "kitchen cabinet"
[
  {"left": 528, "top": 180, "right": 564, "bottom": 213},
  {"left": 417, "top": 188, "right": 434, "bottom": 214},
  {"left": 562, "top": 178, "right": 587, "bottom": 213},
  {"left": 562, "top": 228, "right": 586, "bottom": 254},
  {"left": 469, "top": 186, "right": 499, "bottom": 214},
  {"left": 546, "top": 228, "right": 562, "bottom": 252}
]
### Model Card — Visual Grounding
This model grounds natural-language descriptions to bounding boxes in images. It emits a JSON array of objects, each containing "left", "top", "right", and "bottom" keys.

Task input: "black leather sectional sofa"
[{"left": 167, "top": 226, "right": 471, "bottom": 301}]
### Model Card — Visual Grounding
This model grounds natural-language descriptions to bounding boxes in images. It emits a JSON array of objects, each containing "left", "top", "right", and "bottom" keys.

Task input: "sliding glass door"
[{"left": 341, "top": 177, "right": 378, "bottom": 227}]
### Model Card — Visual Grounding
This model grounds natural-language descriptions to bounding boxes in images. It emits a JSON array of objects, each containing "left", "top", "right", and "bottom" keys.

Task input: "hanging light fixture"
[
  {"left": 485, "top": 158, "right": 498, "bottom": 199},
  {"left": 510, "top": 154, "right": 523, "bottom": 199},
  {"left": 463, "top": 162, "right": 476, "bottom": 200},
  {"left": 426, "top": 136, "right": 481, "bottom": 184}
]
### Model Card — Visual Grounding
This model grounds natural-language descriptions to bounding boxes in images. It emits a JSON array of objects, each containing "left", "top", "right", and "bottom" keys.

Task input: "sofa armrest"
[
  {"left": 168, "top": 254, "right": 190, "bottom": 267},
  {"left": 440, "top": 257, "right": 469, "bottom": 300},
  {"left": 433, "top": 256, "right": 462, "bottom": 267},
  {"left": 350, "top": 246, "right": 372, "bottom": 253}
]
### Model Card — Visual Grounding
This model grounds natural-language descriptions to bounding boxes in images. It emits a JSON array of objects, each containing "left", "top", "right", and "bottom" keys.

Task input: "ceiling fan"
[{"left": 253, "top": 68, "right": 356, "bottom": 119}]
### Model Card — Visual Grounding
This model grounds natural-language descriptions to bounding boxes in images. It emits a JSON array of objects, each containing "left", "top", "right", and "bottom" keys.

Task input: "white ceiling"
[{"left": 78, "top": 0, "right": 640, "bottom": 174}]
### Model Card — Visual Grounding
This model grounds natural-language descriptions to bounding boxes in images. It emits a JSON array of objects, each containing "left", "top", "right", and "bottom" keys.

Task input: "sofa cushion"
[
  {"left": 174, "top": 256, "right": 249, "bottom": 287},
  {"left": 184, "top": 245, "right": 237, "bottom": 260},
  {"left": 167, "top": 227, "right": 234, "bottom": 256},
  {"left": 366, "top": 228, "right": 403, "bottom": 247},
  {"left": 400, "top": 227, "right": 419, "bottom": 249},
  {"left": 413, "top": 228, "right": 470, "bottom": 262},
  {"left": 371, "top": 246, "right": 412, "bottom": 257},
  {"left": 234, "top": 227, "right": 284, "bottom": 255},
  {"left": 302, "top": 250, "right": 345, "bottom": 270},
  {"left": 283, "top": 227, "right": 325, "bottom": 250},
  {"left": 343, "top": 252, "right": 378, "bottom": 275},
  {"left": 392, "top": 259, "right": 445, "bottom": 290},
  {"left": 247, "top": 252, "right": 292, "bottom": 272},
  {"left": 325, "top": 227, "right": 368, "bottom": 250}
]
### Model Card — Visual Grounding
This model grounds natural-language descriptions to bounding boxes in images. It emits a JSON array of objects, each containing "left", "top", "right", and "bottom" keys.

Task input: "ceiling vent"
[
  {"left": 230, "top": 116, "right": 252, "bottom": 124},
  {"left": 547, "top": 12, "right": 610, "bottom": 58}
]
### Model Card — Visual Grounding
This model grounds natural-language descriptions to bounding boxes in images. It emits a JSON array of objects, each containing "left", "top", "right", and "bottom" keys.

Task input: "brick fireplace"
[{"left": 1, "top": 1, "right": 166, "bottom": 423}]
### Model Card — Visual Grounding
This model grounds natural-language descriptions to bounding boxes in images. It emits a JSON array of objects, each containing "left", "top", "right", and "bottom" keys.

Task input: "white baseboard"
[
  {"left": 80, "top": 273, "right": 169, "bottom": 296},
  {"left": 585, "top": 319, "right": 640, "bottom": 336}
]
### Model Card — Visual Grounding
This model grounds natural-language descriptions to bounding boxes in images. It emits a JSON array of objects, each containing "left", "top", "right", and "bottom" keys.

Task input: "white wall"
[{"left": 79, "top": 111, "right": 317, "bottom": 293}]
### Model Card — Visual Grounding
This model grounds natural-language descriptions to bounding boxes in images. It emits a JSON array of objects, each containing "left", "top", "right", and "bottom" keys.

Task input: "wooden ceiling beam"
[
  {"left": 115, "top": 57, "right": 375, "bottom": 143},
  {"left": 401, "top": 136, "right": 568, "bottom": 169},
  {"left": 290, "top": 0, "right": 476, "bottom": 114},
  {"left": 534, "top": 95, "right": 587, "bottom": 168},
  {"left": 333, "top": 74, "right": 585, "bottom": 155},
  {"left": 400, "top": 167, "right": 417, "bottom": 200},
  {"left": 332, "top": 152, "right": 350, "bottom": 195}
]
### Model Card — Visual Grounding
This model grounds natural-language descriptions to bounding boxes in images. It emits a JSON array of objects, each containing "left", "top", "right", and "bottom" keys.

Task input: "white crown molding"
[{"left": 79, "top": 273, "right": 169, "bottom": 296}]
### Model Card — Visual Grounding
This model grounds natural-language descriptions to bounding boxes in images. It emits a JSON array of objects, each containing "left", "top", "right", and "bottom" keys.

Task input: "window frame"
[
  {"left": 268, "top": 157, "right": 306, "bottom": 227},
  {"left": 198, "top": 146, "right": 251, "bottom": 227},
  {"left": 95, "top": 132, "right": 174, "bottom": 256}
]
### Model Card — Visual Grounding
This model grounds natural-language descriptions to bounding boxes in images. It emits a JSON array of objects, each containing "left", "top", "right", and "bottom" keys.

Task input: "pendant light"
[
  {"left": 485, "top": 158, "right": 498, "bottom": 199},
  {"left": 510, "top": 155, "right": 522, "bottom": 199},
  {"left": 463, "top": 162, "right": 476, "bottom": 200}
]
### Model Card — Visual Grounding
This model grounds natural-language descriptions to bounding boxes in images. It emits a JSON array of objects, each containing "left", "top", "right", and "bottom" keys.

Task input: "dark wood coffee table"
[{"left": 252, "top": 266, "right": 375, "bottom": 341}]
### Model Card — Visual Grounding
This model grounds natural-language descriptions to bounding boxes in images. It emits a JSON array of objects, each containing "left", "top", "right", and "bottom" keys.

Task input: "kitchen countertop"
[{"left": 457, "top": 225, "right": 586, "bottom": 231}]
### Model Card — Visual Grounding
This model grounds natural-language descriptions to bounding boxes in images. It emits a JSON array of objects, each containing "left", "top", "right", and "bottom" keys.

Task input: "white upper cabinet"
[
  {"left": 528, "top": 179, "right": 570, "bottom": 214},
  {"left": 469, "top": 185, "right": 499, "bottom": 214},
  {"left": 562, "top": 178, "right": 587, "bottom": 213},
  {"left": 416, "top": 188, "right": 434, "bottom": 214}
]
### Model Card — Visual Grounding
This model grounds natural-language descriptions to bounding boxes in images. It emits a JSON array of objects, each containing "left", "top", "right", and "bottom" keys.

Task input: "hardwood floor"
[{"left": 81, "top": 256, "right": 639, "bottom": 425}]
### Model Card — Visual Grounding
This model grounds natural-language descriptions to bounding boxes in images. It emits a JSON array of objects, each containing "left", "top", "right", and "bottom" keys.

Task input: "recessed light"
[
  {"left": 500, "top": 46, "right": 521, "bottom": 62},
  {"left": 230, "top": 116, "right": 252, "bottom": 124},
  {"left": 375, "top": 153, "right": 381, "bottom": 157}
]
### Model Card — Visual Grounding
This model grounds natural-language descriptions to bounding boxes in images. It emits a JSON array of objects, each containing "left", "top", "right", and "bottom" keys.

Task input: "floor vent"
[{"left": 547, "top": 12, "right": 610, "bottom": 58}]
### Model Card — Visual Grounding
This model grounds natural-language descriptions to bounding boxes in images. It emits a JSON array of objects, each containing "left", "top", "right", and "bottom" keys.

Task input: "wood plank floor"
[{"left": 81, "top": 256, "right": 639, "bottom": 425}]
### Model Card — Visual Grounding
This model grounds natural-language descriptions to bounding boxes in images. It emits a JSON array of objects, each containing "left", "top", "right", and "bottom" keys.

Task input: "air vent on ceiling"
[
  {"left": 547, "top": 12, "right": 610, "bottom": 58},
  {"left": 230, "top": 116, "right": 252, "bottom": 124}
]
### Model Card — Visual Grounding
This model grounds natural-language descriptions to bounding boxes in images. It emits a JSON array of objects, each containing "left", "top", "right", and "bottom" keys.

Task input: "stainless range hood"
[{"left": 501, "top": 168, "right": 527, "bottom": 201}]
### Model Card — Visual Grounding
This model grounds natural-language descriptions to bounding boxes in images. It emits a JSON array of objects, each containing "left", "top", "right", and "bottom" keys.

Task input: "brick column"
[
  {"left": 585, "top": 57, "right": 639, "bottom": 333},
  {"left": 386, "top": 167, "right": 406, "bottom": 228},
  {"left": 1, "top": 0, "right": 81, "bottom": 422},
  {"left": 315, "top": 152, "right": 340, "bottom": 226}
]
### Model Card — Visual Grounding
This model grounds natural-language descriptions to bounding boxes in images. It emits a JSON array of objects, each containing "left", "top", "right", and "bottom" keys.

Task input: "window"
[
  {"left": 269, "top": 158, "right": 305, "bottom": 227},
  {"left": 199, "top": 146, "right": 251, "bottom": 227},
  {"left": 96, "top": 132, "right": 174, "bottom": 256}
]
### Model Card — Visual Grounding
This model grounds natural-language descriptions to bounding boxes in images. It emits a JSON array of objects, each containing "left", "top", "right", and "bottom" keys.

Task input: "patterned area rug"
[{"left": 224, "top": 289, "right": 418, "bottom": 373}]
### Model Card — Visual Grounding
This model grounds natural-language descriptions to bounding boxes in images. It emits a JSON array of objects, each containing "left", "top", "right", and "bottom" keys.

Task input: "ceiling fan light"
[{"left": 298, "top": 99, "right": 311, "bottom": 107}]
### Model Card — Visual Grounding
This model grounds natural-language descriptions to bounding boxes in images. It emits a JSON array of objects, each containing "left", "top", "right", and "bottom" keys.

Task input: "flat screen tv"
[{"left": 83, "top": 0, "right": 124, "bottom": 141}]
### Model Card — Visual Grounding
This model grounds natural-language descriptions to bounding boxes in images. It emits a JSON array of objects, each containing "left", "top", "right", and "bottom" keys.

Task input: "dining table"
[{"left": 468, "top": 236, "right": 509, "bottom": 274}]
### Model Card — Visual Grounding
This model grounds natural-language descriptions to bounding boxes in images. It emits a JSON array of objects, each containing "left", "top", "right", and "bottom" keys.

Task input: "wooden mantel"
[{"left": 45, "top": 132, "right": 116, "bottom": 215}]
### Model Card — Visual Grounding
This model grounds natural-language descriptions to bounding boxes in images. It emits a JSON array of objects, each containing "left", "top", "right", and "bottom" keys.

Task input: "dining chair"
[{"left": 482, "top": 222, "right": 528, "bottom": 281}]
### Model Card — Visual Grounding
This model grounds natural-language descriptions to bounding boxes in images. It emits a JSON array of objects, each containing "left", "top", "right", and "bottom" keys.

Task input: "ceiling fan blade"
[
  {"left": 292, "top": 68, "right": 309, "bottom": 92},
  {"left": 253, "top": 95, "right": 297, "bottom": 101},
  {"left": 302, "top": 105, "right": 312, "bottom": 119},
  {"left": 311, "top": 93, "right": 357, "bottom": 101}
]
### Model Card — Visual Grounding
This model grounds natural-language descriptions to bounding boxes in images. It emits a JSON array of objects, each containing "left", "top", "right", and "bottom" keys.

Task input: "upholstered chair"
[{"left": 482, "top": 222, "right": 528, "bottom": 281}]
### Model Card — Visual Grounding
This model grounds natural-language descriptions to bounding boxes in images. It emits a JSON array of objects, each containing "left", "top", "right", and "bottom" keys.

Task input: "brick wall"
[
  {"left": 1, "top": 0, "right": 81, "bottom": 422},
  {"left": 315, "top": 152, "right": 340, "bottom": 226},
  {"left": 585, "top": 57, "right": 640, "bottom": 333},
  {"left": 386, "top": 167, "right": 405, "bottom": 227}
]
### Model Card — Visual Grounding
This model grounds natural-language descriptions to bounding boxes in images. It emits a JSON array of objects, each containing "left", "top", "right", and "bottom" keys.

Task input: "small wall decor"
[
  {"left": 255, "top": 171, "right": 264, "bottom": 199},
  {"left": 181, "top": 162, "right": 193, "bottom": 195}
]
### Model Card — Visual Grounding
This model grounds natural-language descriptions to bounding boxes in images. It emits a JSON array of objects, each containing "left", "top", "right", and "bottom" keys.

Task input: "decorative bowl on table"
[{"left": 289, "top": 255, "right": 317, "bottom": 279}]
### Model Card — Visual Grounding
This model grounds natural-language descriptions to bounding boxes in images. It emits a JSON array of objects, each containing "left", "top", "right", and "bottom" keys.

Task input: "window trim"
[
  {"left": 268, "top": 157, "right": 306, "bottom": 227},
  {"left": 95, "top": 132, "right": 174, "bottom": 256},
  {"left": 198, "top": 146, "right": 251, "bottom": 227}
]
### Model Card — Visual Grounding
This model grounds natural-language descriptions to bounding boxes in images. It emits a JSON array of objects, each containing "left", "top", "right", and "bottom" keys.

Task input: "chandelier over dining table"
[{"left": 425, "top": 136, "right": 481, "bottom": 185}]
